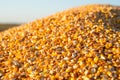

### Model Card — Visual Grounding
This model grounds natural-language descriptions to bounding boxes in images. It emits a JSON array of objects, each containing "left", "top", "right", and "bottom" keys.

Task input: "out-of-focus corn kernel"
[
  {"left": 100, "top": 54, "right": 106, "bottom": 60},
  {"left": 108, "top": 54, "right": 112, "bottom": 59},
  {"left": 73, "top": 64, "right": 78, "bottom": 69},
  {"left": 87, "top": 58, "right": 92, "bottom": 62},
  {"left": 24, "top": 63, "right": 29, "bottom": 68},
  {"left": 82, "top": 76, "right": 89, "bottom": 80},
  {"left": 70, "top": 77, "right": 75, "bottom": 80},
  {"left": 98, "top": 66, "right": 103, "bottom": 72},
  {"left": 107, "top": 71, "right": 112, "bottom": 76},
  {"left": 94, "top": 56, "right": 99, "bottom": 63},
  {"left": 98, "top": 19, "right": 102, "bottom": 23},
  {"left": 66, "top": 67, "right": 73, "bottom": 73},
  {"left": 105, "top": 43, "right": 112, "bottom": 49}
]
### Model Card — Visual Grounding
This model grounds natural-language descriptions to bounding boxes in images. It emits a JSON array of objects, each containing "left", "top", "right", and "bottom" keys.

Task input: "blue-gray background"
[{"left": 0, "top": 0, "right": 119, "bottom": 23}]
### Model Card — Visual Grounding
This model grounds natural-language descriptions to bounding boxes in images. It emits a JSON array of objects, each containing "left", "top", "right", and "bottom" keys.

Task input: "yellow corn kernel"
[
  {"left": 105, "top": 43, "right": 112, "bottom": 49},
  {"left": 70, "top": 77, "right": 75, "bottom": 80},
  {"left": 66, "top": 67, "right": 73, "bottom": 73},
  {"left": 107, "top": 71, "right": 112, "bottom": 76},
  {"left": 94, "top": 56, "right": 99, "bottom": 63}
]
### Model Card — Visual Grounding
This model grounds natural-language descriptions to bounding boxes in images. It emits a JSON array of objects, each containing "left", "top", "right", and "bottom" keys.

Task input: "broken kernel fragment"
[{"left": 0, "top": 4, "right": 120, "bottom": 79}]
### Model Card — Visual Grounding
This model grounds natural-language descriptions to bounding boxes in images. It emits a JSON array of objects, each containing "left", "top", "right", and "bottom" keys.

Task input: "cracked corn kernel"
[{"left": 0, "top": 4, "right": 120, "bottom": 79}]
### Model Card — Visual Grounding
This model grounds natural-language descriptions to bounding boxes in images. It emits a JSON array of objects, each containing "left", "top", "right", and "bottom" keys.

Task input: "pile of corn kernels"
[{"left": 0, "top": 4, "right": 120, "bottom": 80}]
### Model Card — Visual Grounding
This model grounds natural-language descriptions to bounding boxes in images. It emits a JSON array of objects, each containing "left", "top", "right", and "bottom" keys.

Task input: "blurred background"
[{"left": 0, "top": 0, "right": 119, "bottom": 31}]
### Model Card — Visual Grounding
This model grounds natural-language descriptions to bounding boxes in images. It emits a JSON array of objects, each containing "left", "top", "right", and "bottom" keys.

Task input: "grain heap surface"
[{"left": 0, "top": 4, "right": 120, "bottom": 80}]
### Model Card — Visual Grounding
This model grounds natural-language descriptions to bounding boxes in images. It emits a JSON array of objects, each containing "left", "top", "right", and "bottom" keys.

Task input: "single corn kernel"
[
  {"left": 66, "top": 67, "right": 73, "bottom": 73},
  {"left": 105, "top": 43, "right": 112, "bottom": 49},
  {"left": 94, "top": 56, "right": 99, "bottom": 63}
]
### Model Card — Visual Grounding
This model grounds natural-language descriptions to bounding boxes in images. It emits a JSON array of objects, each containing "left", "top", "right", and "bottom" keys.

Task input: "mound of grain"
[{"left": 0, "top": 4, "right": 120, "bottom": 80}]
